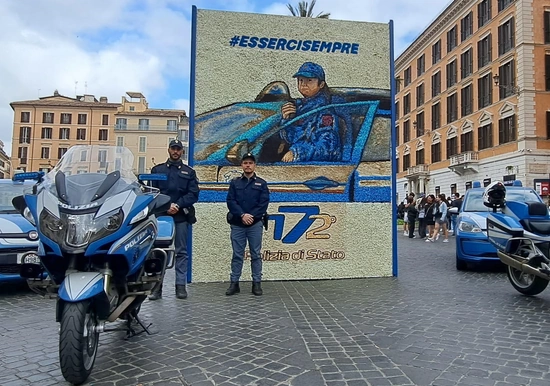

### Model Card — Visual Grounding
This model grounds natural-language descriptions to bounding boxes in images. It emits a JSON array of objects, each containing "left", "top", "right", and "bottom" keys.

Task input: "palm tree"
[{"left": 287, "top": 0, "right": 330, "bottom": 19}]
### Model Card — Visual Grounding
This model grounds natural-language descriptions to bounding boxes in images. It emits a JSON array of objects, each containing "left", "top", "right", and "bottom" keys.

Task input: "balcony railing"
[
  {"left": 407, "top": 164, "right": 429, "bottom": 176},
  {"left": 114, "top": 124, "right": 181, "bottom": 132},
  {"left": 449, "top": 151, "right": 478, "bottom": 167}
]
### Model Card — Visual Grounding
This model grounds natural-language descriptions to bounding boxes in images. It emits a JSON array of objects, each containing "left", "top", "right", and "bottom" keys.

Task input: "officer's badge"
[{"left": 321, "top": 114, "right": 334, "bottom": 127}]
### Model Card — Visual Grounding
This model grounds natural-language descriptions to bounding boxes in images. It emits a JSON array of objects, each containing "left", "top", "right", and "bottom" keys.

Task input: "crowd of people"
[{"left": 397, "top": 192, "right": 463, "bottom": 243}]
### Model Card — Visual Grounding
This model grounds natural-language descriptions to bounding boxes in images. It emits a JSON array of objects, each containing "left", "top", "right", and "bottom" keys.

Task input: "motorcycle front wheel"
[
  {"left": 507, "top": 266, "right": 549, "bottom": 296},
  {"left": 59, "top": 300, "right": 99, "bottom": 385}
]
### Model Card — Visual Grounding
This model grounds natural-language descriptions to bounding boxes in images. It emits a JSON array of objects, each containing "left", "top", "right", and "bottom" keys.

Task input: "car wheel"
[{"left": 456, "top": 255, "right": 467, "bottom": 271}]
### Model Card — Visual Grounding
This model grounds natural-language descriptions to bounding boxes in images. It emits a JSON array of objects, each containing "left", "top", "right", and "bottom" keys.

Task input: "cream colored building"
[
  {"left": 9, "top": 91, "right": 189, "bottom": 176},
  {"left": 395, "top": 0, "right": 550, "bottom": 200},
  {"left": 113, "top": 92, "right": 189, "bottom": 174},
  {"left": 0, "top": 141, "right": 10, "bottom": 178}
]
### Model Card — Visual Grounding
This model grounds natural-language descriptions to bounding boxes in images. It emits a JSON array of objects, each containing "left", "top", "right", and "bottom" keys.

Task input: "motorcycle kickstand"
[{"left": 124, "top": 311, "right": 154, "bottom": 340}]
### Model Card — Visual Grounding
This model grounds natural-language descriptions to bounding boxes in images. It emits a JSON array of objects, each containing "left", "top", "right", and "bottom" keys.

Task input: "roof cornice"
[{"left": 395, "top": 0, "right": 475, "bottom": 72}]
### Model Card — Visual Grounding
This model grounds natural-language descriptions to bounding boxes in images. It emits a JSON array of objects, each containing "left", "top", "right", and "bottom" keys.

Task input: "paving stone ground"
[{"left": 2, "top": 234, "right": 550, "bottom": 386}]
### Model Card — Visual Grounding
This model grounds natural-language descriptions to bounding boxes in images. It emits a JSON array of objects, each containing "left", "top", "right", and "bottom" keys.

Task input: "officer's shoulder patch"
[{"left": 254, "top": 182, "right": 262, "bottom": 186}]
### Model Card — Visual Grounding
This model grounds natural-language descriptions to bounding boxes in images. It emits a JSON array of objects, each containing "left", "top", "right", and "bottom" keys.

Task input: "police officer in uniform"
[
  {"left": 225, "top": 153, "right": 270, "bottom": 296},
  {"left": 149, "top": 139, "right": 199, "bottom": 300}
]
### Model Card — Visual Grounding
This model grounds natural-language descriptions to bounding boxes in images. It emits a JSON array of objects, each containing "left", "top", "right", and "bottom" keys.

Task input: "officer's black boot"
[
  {"left": 149, "top": 283, "right": 162, "bottom": 301},
  {"left": 176, "top": 285, "right": 188, "bottom": 299},
  {"left": 252, "top": 282, "right": 263, "bottom": 296},
  {"left": 225, "top": 282, "right": 240, "bottom": 296}
]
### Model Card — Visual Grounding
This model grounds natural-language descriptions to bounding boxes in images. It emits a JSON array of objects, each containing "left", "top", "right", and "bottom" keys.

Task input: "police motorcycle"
[
  {"left": 485, "top": 181, "right": 550, "bottom": 296},
  {"left": 12, "top": 145, "right": 175, "bottom": 385}
]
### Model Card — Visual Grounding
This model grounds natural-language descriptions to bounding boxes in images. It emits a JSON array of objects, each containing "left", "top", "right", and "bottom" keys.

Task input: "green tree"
[{"left": 286, "top": 0, "right": 330, "bottom": 19}]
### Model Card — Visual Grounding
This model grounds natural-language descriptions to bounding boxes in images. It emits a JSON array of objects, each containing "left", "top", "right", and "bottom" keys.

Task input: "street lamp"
[{"left": 493, "top": 74, "right": 521, "bottom": 95}]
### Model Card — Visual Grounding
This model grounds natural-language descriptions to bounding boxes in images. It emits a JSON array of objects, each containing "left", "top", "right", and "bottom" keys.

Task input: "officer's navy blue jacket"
[
  {"left": 227, "top": 173, "right": 270, "bottom": 227},
  {"left": 151, "top": 160, "right": 199, "bottom": 223}
]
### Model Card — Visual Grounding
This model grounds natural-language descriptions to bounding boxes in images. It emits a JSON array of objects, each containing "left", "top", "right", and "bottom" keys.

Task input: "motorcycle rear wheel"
[
  {"left": 59, "top": 300, "right": 99, "bottom": 385},
  {"left": 507, "top": 266, "right": 549, "bottom": 296}
]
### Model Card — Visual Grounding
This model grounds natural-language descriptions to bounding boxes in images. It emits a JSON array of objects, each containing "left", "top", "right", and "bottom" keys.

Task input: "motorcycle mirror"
[{"left": 12, "top": 195, "right": 27, "bottom": 215}]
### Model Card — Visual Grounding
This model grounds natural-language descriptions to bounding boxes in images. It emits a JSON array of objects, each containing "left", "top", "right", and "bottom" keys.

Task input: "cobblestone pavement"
[{"left": 3, "top": 235, "right": 550, "bottom": 386}]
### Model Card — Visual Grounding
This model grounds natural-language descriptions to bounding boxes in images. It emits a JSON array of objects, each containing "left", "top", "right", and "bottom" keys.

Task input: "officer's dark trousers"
[
  {"left": 229, "top": 221, "right": 263, "bottom": 282},
  {"left": 174, "top": 221, "right": 189, "bottom": 285}
]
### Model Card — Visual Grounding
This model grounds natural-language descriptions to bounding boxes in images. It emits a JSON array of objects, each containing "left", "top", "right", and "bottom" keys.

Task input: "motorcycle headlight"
[
  {"left": 23, "top": 207, "right": 36, "bottom": 226},
  {"left": 458, "top": 220, "right": 482, "bottom": 233},
  {"left": 39, "top": 209, "right": 65, "bottom": 245},
  {"left": 129, "top": 207, "right": 148, "bottom": 225}
]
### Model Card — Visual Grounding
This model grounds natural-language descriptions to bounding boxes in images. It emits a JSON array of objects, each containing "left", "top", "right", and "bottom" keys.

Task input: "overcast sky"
[{"left": 0, "top": 0, "right": 449, "bottom": 156}]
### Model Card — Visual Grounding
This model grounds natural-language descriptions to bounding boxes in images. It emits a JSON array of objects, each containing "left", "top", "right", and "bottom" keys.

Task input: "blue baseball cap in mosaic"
[
  {"left": 241, "top": 152, "right": 256, "bottom": 163},
  {"left": 169, "top": 139, "right": 183, "bottom": 149},
  {"left": 293, "top": 62, "right": 325, "bottom": 81}
]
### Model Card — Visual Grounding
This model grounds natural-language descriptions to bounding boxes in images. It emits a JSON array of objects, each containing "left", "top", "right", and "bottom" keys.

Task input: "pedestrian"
[
  {"left": 225, "top": 153, "right": 270, "bottom": 296},
  {"left": 402, "top": 193, "right": 415, "bottom": 236},
  {"left": 416, "top": 193, "right": 427, "bottom": 239},
  {"left": 424, "top": 194, "right": 436, "bottom": 241},
  {"left": 427, "top": 194, "right": 449, "bottom": 243},
  {"left": 149, "top": 139, "right": 200, "bottom": 300},
  {"left": 406, "top": 196, "right": 418, "bottom": 238},
  {"left": 450, "top": 192, "right": 463, "bottom": 235}
]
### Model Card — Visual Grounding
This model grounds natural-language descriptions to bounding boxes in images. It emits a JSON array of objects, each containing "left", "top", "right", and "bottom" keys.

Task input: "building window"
[
  {"left": 478, "top": 0, "right": 492, "bottom": 28},
  {"left": 41, "top": 147, "right": 50, "bottom": 159},
  {"left": 478, "top": 34, "right": 492, "bottom": 69},
  {"left": 115, "top": 118, "right": 127, "bottom": 130},
  {"left": 415, "top": 112, "right": 425, "bottom": 137},
  {"left": 403, "top": 120, "right": 410, "bottom": 143},
  {"left": 544, "top": 11, "right": 550, "bottom": 44},
  {"left": 138, "top": 156, "right": 146, "bottom": 174},
  {"left": 460, "top": 48, "right": 473, "bottom": 79},
  {"left": 416, "top": 148, "right": 425, "bottom": 165},
  {"left": 461, "top": 131, "right": 474, "bottom": 152},
  {"left": 18, "top": 147, "right": 28, "bottom": 164},
  {"left": 395, "top": 78, "right": 401, "bottom": 93},
  {"left": 403, "top": 154, "right": 410, "bottom": 171},
  {"left": 417, "top": 55, "right": 425, "bottom": 76},
  {"left": 446, "top": 60, "right": 457, "bottom": 88},
  {"left": 102, "top": 114, "right": 109, "bottom": 126},
  {"left": 60, "top": 113, "right": 72, "bottom": 125},
  {"left": 20, "top": 111, "right": 30, "bottom": 123},
  {"left": 498, "top": 0, "right": 514, "bottom": 12},
  {"left": 498, "top": 18, "right": 515, "bottom": 56},
  {"left": 396, "top": 125, "right": 400, "bottom": 145},
  {"left": 116, "top": 136, "right": 124, "bottom": 147},
  {"left": 432, "top": 39, "right": 441, "bottom": 64},
  {"left": 59, "top": 128, "right": 70, "bottom": 140},
  {"left": 460, "top": 12, "right": 473, "bottom": 41},
  {"left": 58, "top": 147, "right": 68, "bottom": 159},
  {"left": 404, "top": 66, "right": 411, "bottom": 87},
  {"left": 98, "top": 129, "right": 108, "bottom": 141},
  {"left": 431, "top": 142, "right": 441, "bottom": 163},
  {"left": 77, "top": 128, "right": 86, "bottom": 140},
  {"left": 80, "top": 150, "right": 88, "bottom": 161},
  {"left": 19, "top": 127, "right": 31, "bottom": 144},
  {"left": 545, "top": 55, "right": 550, "bottom": 91},
  {"left": 547, "top": 112, "right": 550, "bottom": 139},
  {"left": 77, "top": 113, "right": 87, "bottom": 125},
  {"left": 478, "top": 73, "right": 493, "bottom": 109},
  {"left": 42, "top": 127, "right": 52, "bottom": 139},
  {"left": 167, "top": 119, "right": 177, "bottom": 131},
  {"left": 431, "top": 72, "right": 441, "bottom": 97},
  {"left": 416, "top": 84, "right": 424, "bottom": 107},
  {"left": 499, "top": 60, "right": 516, "bottom": 99},
  {"left": 129, "top": 106, "right": 135, "bottom": 112},
  {"left": 461, "top": 85, "right": 473, "bottom": 117},
  {"left": 403, "top": 94, "right": 411, "bottom": 115},
  {"left": 179, "top": 129, "right": 189, "bottom": 141},
  {"left": 446, "top": 136, "right": 458, "bottom": 158},
  {"left": 395, "top": 157, "right": 399, "bottom": 172},
  {"left": 138, "top": 119, "right": 149, "bottom": 130},
  {"left": 98, "top": 150, "right": 107, "bottom": 168},
  {"left": 447, "top": 26, "right": 458, "bottom": 53},
  {"left": 139, "top": 136, "right": 147, "bottom": 152},
  {"left": 431, "top": 103, "right": 440, "bottom": 130},
  {"left": 43, "top": 112, "right": 54, "bottom": 124},
  {"left": 395, "top": 102, "right": 399, "bottom": 120},
  {"left": 499, "top": 115, "right": 516, "bottom": 144},
  {"left": 446, "top": 93, "right": 458, "bottom": 123}
]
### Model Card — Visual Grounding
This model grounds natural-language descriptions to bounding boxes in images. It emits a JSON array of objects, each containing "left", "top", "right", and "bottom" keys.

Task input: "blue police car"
[
  {"left": 453, "top": 181, "right": 545, "bottom": 270},
  {"left": 0, "top": 179, "right": 39, "bottom": 283}
]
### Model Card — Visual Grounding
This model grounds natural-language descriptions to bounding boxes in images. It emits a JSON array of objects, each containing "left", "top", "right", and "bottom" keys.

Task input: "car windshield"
[
  {"left": 463, "top": 189, "right": 543, "bottom": 212},
  {"left": 0, "top": 183, "right": 31, "bottom": 213}
]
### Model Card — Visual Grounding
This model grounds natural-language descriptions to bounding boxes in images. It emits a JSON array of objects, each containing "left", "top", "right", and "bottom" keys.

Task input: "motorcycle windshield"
[{"left": 41, "top": 145, "right": 139, "bottom": 206}]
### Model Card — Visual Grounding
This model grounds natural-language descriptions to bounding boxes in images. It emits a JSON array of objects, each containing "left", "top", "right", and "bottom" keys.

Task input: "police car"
[
  {"left": 0, "top": 179, "right": 39, "bottom": 283},
  {"left": 453, "top": 180, "right": 545, "bottom": 270}
]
